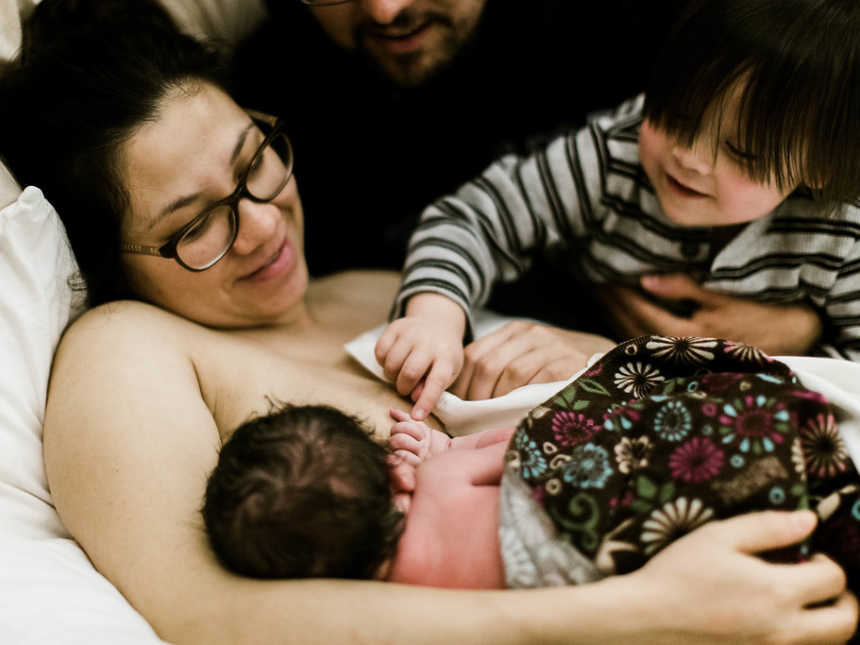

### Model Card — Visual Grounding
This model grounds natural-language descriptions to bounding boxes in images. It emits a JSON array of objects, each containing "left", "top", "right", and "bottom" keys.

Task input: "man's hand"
[
  {"left": 451, "top": 321, "right": 615, "bottom": 401},
  {"left": 601, "top": 274, "right": 823, "bottom": 355}
]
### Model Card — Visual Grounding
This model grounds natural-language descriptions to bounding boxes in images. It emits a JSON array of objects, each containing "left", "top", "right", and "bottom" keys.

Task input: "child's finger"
[
  {"left": 409, "top": 381, "right": 425, "bottom": 404},
  {"left": 411, "top": 361, "right": 456, "bottom": 420},
  {"left": 381, "top": 339, "right": 416, "bottom": 386},
  {"left": 395, "top": 350, "right": 433, "bottom": 399},
  {"left": 374, "top": 326, "right": 397, "bottom": 364}
]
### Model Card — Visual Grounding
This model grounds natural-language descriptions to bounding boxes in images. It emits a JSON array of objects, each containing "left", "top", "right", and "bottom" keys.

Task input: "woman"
[{"left": 1, "top": 1, "right": 854, "bottom": 643}]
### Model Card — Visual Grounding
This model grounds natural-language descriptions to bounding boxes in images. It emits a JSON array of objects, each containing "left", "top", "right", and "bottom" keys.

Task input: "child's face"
[{"left": 639, "top": 89, "right": 799, "bottom": 228}]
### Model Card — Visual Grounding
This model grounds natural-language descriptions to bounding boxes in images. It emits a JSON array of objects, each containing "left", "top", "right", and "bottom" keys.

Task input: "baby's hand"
[
  {"left": 374, "top": 293, "right": 467, "bottom": 420},
  {"left": 388, "top": 408, "right": 453, "bottom": 466}
]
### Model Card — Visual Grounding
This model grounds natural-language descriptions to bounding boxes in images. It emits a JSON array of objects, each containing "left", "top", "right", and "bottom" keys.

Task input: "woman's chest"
[{"left": 192, "top": 335, "right": 419, "bottom": 442}]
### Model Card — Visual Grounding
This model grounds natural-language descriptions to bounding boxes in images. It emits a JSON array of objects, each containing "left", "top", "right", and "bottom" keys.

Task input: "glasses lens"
[
  {"left": 176, "top": 204, "right": 236, "bottom": 270},
  {"left": 246, "top": 133, "right": 292, "bottom": 201}
]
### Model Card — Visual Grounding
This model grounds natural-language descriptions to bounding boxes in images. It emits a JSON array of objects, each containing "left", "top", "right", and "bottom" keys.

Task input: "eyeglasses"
[
  {"left": 121, "top": 114, "right": 294, "bottom": 272},
  {"left": 299, "top": 0, "right": 353, "bottom": 6}
]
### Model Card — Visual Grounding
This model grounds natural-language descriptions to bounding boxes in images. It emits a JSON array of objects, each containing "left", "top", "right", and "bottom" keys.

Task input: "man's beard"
[{"left": 353, "top": 11, "right": 461, "bottom": 87}]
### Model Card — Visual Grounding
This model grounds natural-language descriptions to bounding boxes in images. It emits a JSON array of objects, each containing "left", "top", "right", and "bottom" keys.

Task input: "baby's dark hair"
[
  {"left": 202, "top": 404, "right": 404, "bottom": 580},
  {"left": 643, "top": 0, "right": 860, "bottom": 214}
]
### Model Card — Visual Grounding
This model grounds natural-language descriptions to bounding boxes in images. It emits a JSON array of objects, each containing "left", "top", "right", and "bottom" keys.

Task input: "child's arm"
[
  {"left": 375, "top": 293, "right": 466, "bottom": 420},
  {"left": 384, "top": 121, "right": 611, "bottom": 416}
]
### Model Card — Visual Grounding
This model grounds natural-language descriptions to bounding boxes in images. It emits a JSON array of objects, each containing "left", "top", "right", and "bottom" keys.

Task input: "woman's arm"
[{"left": 43, "top": 305, "right": 855, "bottom": 645}]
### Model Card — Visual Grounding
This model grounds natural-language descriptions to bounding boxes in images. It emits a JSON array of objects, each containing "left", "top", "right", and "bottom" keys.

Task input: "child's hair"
[
  {"left": 202, "top": 404, "right": 404, "bottom": 580},
  {"left": 642, "top": 0, "right": 860, "bottom": 214}
]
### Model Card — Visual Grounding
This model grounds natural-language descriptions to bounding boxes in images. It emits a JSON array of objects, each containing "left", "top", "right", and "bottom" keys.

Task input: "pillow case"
[
  {"left": 0, "top": 2, "right": 267, "bottom": 642},
  {"left": 0, "top": 186, "right": 166, "bottom": 644}
]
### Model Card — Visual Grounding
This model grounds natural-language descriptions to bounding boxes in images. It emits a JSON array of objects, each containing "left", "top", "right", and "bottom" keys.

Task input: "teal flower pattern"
[
  {"left": 562, "top": 443, "right": 613, "bottom": 490},
  {"left": 654, "top": 399, "right": 692, "bottom": 442},
  {"left": 515, "top": 431, "right": 548, "bottom": 479},
  {"left": 718, "top": 394, "right": 790, "bottom": 455}
]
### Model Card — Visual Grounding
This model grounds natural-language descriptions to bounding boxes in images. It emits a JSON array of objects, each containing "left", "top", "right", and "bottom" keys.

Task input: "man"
[{"left": 233, "top": 0, "right": 683, "bottom": 279}]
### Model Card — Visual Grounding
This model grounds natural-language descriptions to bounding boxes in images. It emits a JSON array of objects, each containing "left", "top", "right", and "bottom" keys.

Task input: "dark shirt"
[{"left": 233, "top": 1, "right": 683, "bottom": 281}]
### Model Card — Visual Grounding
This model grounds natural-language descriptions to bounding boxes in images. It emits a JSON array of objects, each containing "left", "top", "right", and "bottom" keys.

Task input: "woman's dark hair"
[
  {"left": 202, "top": 404, "right": 405, "bottom": 580},
  {"left": 643, "top": 0, "right": 860, "bottom": 214},
  {"left": 0, "top": 0, "right": 231, "bottom": 306}
]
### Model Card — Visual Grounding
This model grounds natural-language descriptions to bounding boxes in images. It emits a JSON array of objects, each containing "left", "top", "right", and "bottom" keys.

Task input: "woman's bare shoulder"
[
  {"left": 61, "top": 299, "right": 201, "bottom": 346},
  {"left": 52, "top": 300, "right": 214, "bottom": 383}
]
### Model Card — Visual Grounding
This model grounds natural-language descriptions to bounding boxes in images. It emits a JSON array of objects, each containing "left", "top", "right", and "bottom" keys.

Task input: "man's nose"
[{"left": 358, "top": 0, "right": 415, "bottom": 25}]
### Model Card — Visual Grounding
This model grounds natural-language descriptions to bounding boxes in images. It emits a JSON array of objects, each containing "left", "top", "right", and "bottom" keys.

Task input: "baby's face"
[{"left": 639, "top": 86, "right": 800, "bottom": 228}]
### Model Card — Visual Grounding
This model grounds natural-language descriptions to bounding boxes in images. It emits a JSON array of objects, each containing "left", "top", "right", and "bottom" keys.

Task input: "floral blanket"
[{"left": 499, "top": 335, "right": 859, "bottom": 588}]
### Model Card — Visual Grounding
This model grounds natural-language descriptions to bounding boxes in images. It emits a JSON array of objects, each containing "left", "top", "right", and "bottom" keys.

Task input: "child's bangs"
[{"left": 644, "top": 0, "right": 860, "bottom": 211}]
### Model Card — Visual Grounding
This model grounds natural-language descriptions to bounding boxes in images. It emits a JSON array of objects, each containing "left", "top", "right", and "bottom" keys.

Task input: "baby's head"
[
  {"left": 202, "top": 403, "right": 404, "bottom": 579},
  {"left": 640, "top": 0, "right": 860, "bottom": 226}
]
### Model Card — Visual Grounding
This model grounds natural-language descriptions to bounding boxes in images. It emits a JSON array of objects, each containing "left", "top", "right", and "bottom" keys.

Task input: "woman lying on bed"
[{"left": 0, "top": 1, "right": 854, "bottom": 643}]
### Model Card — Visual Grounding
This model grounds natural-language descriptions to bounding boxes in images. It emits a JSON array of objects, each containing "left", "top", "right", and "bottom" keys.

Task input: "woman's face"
[{"left": 119, "top": 82, "right": 309, "bottom": 328}]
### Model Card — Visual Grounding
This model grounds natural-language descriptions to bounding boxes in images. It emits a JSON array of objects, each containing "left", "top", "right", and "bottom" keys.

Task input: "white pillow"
[
  {"left": 0, "top": 3, "right": 263, "bottom": 642},
  {"left": 0, "top": 185, "right": 167, "bottom": 644},
  {"left": 160, "top": 0, "right": 267, "bottom": 45}
]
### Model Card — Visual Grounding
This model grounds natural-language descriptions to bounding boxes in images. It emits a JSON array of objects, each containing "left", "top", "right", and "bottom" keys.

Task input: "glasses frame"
[{"left": 121, "top": 112, "right": 293, "bottom": 272}]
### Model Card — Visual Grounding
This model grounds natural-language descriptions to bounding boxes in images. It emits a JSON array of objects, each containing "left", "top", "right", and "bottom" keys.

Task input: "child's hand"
[
  {"left": 375, "top": 293, "right": 467, "bottom": 420},
  {"left": 388, "top": 408, "right": 453, "bottom": 466}
]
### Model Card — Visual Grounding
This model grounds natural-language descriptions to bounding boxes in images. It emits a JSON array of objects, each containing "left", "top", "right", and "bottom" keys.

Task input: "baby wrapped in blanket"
[
  {"left": 203, "top": 336, "right": 860, "bottom": 591},
  {"left": 499, "top": 335, "right": 858, "bottom": 589}
]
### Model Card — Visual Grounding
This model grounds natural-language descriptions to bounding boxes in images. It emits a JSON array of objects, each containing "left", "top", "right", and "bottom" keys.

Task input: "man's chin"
[{"left": 366, "top": 51, "right": 436, "bottom": 87}]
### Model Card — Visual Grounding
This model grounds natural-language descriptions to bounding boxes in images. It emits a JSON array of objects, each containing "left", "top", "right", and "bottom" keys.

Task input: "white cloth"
[
  {"left": 346, "top": 318, "right": 860, "bottom": 465},
  {"left": 345, "top": 310, "right": 599, "bottom": 436}
]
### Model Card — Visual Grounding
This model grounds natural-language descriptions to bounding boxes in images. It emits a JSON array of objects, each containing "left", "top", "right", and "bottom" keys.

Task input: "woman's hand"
[
  {"left": 628, "top": 510, "right": 857, "bottom": 644},
  {"left": 602, "top": 274, "right": 823, "bottom": 355},
  {"left": 375, "top": 293, "right": 466, "bottom": 420},
  {"left": 450, "top": 321, "right": 616, "bottom": 401}
]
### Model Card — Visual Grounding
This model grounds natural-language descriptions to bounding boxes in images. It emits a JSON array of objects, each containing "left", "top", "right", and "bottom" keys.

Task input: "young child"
[
  {"left": 202, "top": 337, "right": 859, "bottom": 591},
  {"left": 377, "top": 0, "right": 860, "bottom": 419}
]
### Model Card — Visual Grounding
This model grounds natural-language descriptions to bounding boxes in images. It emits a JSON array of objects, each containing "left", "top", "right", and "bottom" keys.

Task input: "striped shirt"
[{"left": 396, "top": 95, "right": 860, "bottom": 360}]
